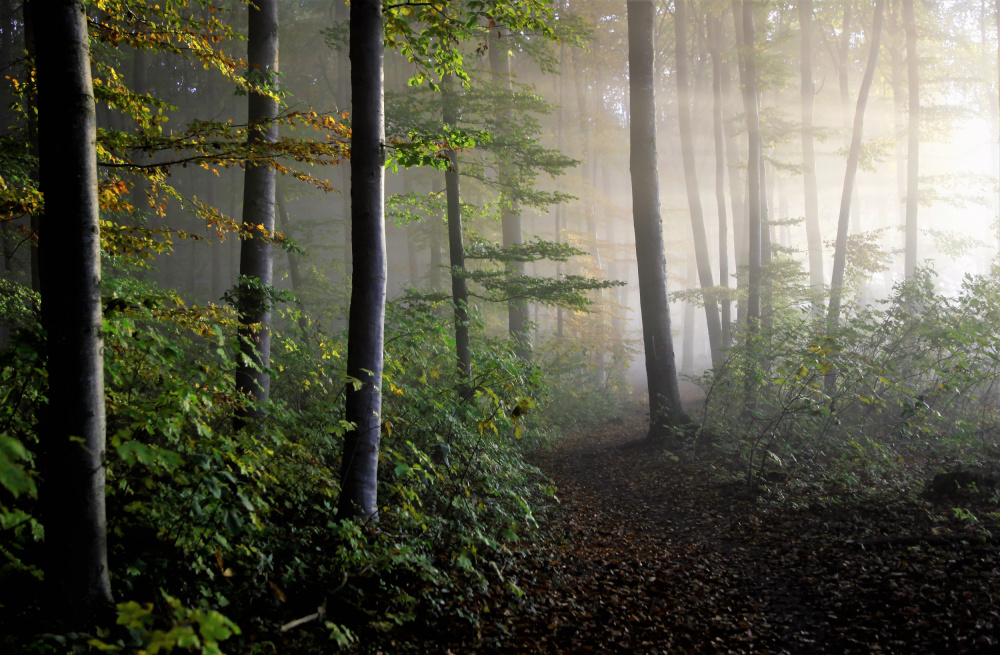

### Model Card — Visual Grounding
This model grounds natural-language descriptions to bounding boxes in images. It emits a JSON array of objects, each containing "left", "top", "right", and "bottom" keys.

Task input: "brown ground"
[{"left": 437, "top": 402, "right": 1000, "bottom": 654}]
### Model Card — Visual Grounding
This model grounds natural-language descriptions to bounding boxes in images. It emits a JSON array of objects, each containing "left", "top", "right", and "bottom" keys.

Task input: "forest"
[{"left": 3, "top": 0, "right": 1000, "bottom": 652}]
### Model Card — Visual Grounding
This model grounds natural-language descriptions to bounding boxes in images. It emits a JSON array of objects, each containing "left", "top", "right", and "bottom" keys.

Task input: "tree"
[
  {"left": 903, "top": 0, "right": 919, "bottom": 278},
  {"left": 33, "top": 0, "right": 113, "bottom": 617},
  {"left": 798, "top": 0, "right": 825, "bottom": 298},
  {"left": 235, "top": 0, "right": 279, "bottom": 427},
  {"left": 708, "top": 12, "right": 733, "bottom": 348},
  {"left": 338, "top": 0, "right": 386, "bottom": 521},
  {"left": 627, "top": 0, "right": 687, "bottom": 441},
  {"left": 490, "top": 26, "right": 531, "bottom": 361},
  {"left": 735, "top": 0, "right": 763, "bottom": 326},
  {"left": 675, "top": 0, "right": 724, "bottom": 368},
  {"left": 829, "top": 0, "right": 885, "bottom": 329},
  {"left": 443, "top": 75, "right": 472, "bottom": 378}
]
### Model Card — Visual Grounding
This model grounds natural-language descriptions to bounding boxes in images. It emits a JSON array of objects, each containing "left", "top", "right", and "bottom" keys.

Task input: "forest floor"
[{"left": 409, "top": 391, "right": 1000, "bottom": 654}]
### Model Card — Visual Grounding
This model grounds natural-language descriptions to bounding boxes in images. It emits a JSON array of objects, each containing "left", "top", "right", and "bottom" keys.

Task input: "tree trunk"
[
  {"left": 443, "top": 75, "right": 472, "bottom": 379},
  {"left": 627, "top": 0, "right": 687, "bottom": 441},
  {"left": 903, "top": 0, "right": 919, "bottom": 278},
  {"left": 829, "top": 0, "right": 885, "bottom": 330},
  {"left": 33, "top": 0, "right": 113, "bottom": 619},
  {"left": 338, "top": 0, "right": 385, "bottom": 522},
  {"left": 675, "top": 0, "right": 723, "bottom": 367},
  {"left": 490, "top": 27, "right": 530, "bottom": 361},
  {"left": 736, "top": 0, "right": 763, "bottom": 326},
  {"left": 235, "top": 0, "right": 278, "bottom": 426},
  {"left": 798, "top": 0, "right": 825, "bottom": 298},
  {"left": 708, "top": 15, "right": 732, "bottom": 349}
]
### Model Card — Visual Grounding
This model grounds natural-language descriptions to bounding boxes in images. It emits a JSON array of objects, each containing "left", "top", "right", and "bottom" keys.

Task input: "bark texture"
[
  {"left": 627, "top": 0, "right": 686, "bottom": 440},
  {"left": 338, "top": 0, "right": 385, "bottom": 521},
  {"left": 33, "top": 0, "right": 113, "bottom": 617},
  {"left": 236, "top": 0, "right": 279, "bottom": 425}
]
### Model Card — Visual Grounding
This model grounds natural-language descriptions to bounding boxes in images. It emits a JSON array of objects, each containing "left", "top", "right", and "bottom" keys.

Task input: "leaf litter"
[{"left": 398, "top": 416, "right": 1000, "bottom": 653}]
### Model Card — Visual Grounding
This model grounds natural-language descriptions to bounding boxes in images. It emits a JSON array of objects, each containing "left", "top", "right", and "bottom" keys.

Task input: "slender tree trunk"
[
  {"left": 33, "top": 0, "right": 113, "bottom": 619},
  {"left": 903, "top": 0, "right": 919, "bottom": 278},
  {"left": 996, "top": 0, "right": 1000, "bottom": 249},
  {"left": 235, "top": 0, "right": 278, "bottom": 426},
  {"left": 829, "top": 0, "right": 885, "bottom": 330},
  {"left": 628, "top": 0, "right": 687, "bottom": 441},
  {"left": 675, "top": 0, "right": 723, "bottom": 367},
  {"left": 799, "top": 0, "right": 825, "bottom": 298},
  {"left": 722, "top": 60, "right": 747, "bottom": 325},
  {"left": 708, "top": 15, "right": 732, "bottom": 348},
  {"left": 338, "top": 0, "right": 385, "bottom": 522},
  {"left": 490, "top": 28, "right": 530, "bottom": 360},
  {"left": 888, "top": 8, "right": 907, "bottom": 228},
  {"left": 429, "top": 179, "right": 443, "bottom": 291},
  {"left": 443, "top": 76, "right": 472, "bottom": 379},
  {"left": 736, "top": 0, "right": 763, "bottom": 326}
]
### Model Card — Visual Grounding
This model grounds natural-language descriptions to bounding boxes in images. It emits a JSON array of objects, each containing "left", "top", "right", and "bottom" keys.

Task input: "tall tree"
[
  {"left": 443, "top": 76, "right": 472, "bottom": 378},
  {"left": 675, "top": 0, "right": 723, "bottom": 367},
  {"left": 829, "top": 0, "right": 885, "bottom": 329},
  {"left": 490, "top": 27, "right": 530, "bottom": 361},
  {"left": 708, "top": 13, "right": 732, "bottom": 347},
  {"left": 235, "top": 0, "right": 279, "bottom": 426},
  {"left": 903, "top": 0, "right": 919, "bottom": 277},
  {"left": 338, "top": 0, "right": 385, "bottom": 521},
  {"left": 33, "top": 0, "right": 113, "bottom": 616},
  {"left": 628, "top": 0, "right": 687, "bottom": 441},
  {"left": 798, "top": 0, "right": 825, "bottom": 298},
  {"left": 736, "top": 0, "right": 763, "bottom": 325}
]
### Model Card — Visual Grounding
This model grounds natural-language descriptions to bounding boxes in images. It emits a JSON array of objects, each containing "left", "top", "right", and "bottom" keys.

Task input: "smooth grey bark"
[
  {"left": 443, "top": 76, "right": 471, "bottom": 379},
  {"left": 235, "top": 0, "right": 278, "bottom": 426},
  {"left": 736, "top": 0, "right": 763, "bottom": 326},
  {"left": 338, "top": 0, "right": 385, "bottom": 522},
  {"left": 627, "top": 0, "right": 687, "bottom": 440},
  {"left": 903, "top": 0, "right": 919, "bottom": 278},
  {"left": 33, "top": 0, "right": 113, "bottom": 617},
  {"left": 489, "top": 27, "right": 530, "bottom": 361},
  {"left": 708, "top": 15, "right": 732, "bottom": 348},
  {"left": 675, "top": 0, "right": 723, "bottom": 368},
  {"left": 798, "top": 0, "right": 825, "bottom": 296},
  {"left": 829, "top": 0, "right": 885, "bottom": 330}
]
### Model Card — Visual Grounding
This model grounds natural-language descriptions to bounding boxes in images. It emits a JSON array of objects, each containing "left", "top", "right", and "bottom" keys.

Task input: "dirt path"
[{"left": 462, "top": 416, "right": 1000, "bottom": 654}]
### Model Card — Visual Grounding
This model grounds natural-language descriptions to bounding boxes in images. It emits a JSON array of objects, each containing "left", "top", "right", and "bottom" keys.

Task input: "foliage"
[
  {"left": 695, "top": 266, "right": 1000, "bottom": 490},
  {"left": 0, "top": 262, "right": 555, "bottom": 651}
]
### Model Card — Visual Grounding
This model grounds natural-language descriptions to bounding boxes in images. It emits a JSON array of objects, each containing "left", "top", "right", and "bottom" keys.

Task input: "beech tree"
[
  {"left": 490, "top": 27, "right": 531, "bottom": 361},
  {"left": 338, "top": 0, "right": 386, "bottom": 521},
  {"left": 627, "top": 0, "right": 686, "bottom": 440},
  {"left": 798, "top": 0, "right": 824, "bottom": 297},
  {"left": 674, "top": 0, "right": 723, "bottom": 367},
  {"left": 235, "top": 0, "right": 279, "bottom": 427},
  {"left": 735, "top": 0, "right": 763, "bottom": 326},
  {"left": 443, "top": 75, "right": 472, "bottom": 379},
  {"left": 903, "top": 0, "right": 919, "bottom": 278},
  {"left": 828, "top": 0, "right": 885, "bottom": 329},
  {"left": 33, "top": 0, "right": 113, "bottom": 616}
]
